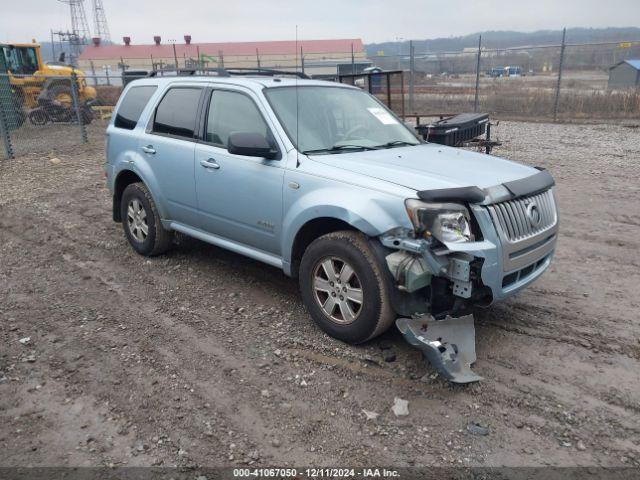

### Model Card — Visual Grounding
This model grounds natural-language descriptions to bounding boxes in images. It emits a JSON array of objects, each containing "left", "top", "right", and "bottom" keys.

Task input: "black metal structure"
[
  {"left": 416, "top": 113, "right": 501, "bottom": 154},
  {"left": 337, "top": 69, "right": 405, "bottom": 119}
]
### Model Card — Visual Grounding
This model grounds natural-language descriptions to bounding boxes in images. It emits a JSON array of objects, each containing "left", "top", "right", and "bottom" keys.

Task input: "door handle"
[
  {"left": 200, "top": 158, "right": 220, "bottom": 170},
  {"left": 141, "top": 145, "right": 156, "bottom": 154}
]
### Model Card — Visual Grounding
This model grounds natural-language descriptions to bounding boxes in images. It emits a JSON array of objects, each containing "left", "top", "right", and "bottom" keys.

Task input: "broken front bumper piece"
[
  {"left": 380, "top": 231, "right": 474, "bottom": 299},
  {"left": 396, "top": 314, "right": 483, "bottom": 384}
]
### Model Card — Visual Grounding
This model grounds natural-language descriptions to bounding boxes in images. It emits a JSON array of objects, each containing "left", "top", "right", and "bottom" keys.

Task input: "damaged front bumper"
[
  {"left": 396, "top": 314, "right": 482, "bottom": 383},
  {"left": 380, "top": 198, "right": 558, "bottom": 310},
  {"left": 385, "top": 174, "right": 559, "bottom": 383}
]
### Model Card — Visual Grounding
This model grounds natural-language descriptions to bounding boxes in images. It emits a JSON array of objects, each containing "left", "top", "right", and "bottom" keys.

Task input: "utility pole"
[
  {"left": 474, "top": 34, "right": 482, "bottom": 112},
  {"left": 219, "top": 50, "right": 224, "bottom": 69},
  {"left": 553, "top": 28, "right": 567, "bottom": 122},
  {"left": 409, "top": 40, "right": 415, "bottom": 111},
  {"left": 256, "top": 48, "right": 261, "bottom": 69},
  {"left": 300, "top": 46, "right": 305, "bottom": 75},
  {"left": 172, "top": 41, "right": 178, "bottom": 68},
  {"left": 50, "top": 30, "right": 56, "bottom": 62}
]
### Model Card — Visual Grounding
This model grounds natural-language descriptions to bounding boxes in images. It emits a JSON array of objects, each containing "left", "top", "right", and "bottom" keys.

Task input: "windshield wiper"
[
  {"left": 302, "top": 144, "right": 379, "bottom": 155},
  {"left": 374, "top": 140, "right": 419, "bottom": 149}
]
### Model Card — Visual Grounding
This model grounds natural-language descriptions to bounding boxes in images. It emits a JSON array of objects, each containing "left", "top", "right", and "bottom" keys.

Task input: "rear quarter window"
[{"left": 114, "top": 85, "right": 157, "bottom": 130}]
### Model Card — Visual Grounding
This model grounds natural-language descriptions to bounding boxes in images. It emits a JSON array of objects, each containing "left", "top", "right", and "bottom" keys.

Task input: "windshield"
[
  {"left": 2, "top": 46, "right": 38, "bottom": 75},
  {"left": 264, "top": 86, "right": 420, "bottom": 154}
]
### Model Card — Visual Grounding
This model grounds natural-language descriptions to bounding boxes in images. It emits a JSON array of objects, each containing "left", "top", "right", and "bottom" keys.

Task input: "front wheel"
[
  {"left": 299, "top": 231, "right": 395, "bottom": 344},
  {"left": 120, "top": 182, "right": 173, "bottom": 256}
]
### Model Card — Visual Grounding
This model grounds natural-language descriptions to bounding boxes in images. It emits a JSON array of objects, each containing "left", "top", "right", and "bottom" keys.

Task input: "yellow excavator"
[{"left": 0, "top": 42, "right": 97, "bottom": 125}]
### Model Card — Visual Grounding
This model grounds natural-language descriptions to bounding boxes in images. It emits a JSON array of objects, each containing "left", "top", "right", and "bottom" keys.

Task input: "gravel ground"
[{"left": 1, "top": 120, "right": 639, "bottom": 469}]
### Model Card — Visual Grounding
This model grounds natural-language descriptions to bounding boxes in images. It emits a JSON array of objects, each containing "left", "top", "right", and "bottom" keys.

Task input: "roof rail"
[
  {"left": 224, "top": 68, "right": 310, "bottom": 79},
  {"left": 130, "top": 67, "right": 309, "bottom": 80}
]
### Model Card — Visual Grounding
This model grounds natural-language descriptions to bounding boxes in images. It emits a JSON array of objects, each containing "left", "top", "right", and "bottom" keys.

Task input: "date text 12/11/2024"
[{"left": 232, "top": 468, "right": 400, "bottom": 477}]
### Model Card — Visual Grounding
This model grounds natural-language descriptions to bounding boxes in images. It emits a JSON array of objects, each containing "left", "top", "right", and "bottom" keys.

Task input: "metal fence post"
[
  {"left": 553, "top": 28, "right": 567, "bottom": 122},
  {"left": 474, "top": 34, "right": 482, "bottom": 112},
  {"left": 90, "top": 60, "right": 98, "bottom": 86},
  {"left": 409, "top": 40, "right": 415, "bottom": 111},
  {"left": 0, "top": 104, "right": 15, "bottom": 159},
  {"left": 70, "top": 72, "right": 88, "bottom": 144},
  {"left": 351, "top": 43, "right": 355, "bottom": 75}
]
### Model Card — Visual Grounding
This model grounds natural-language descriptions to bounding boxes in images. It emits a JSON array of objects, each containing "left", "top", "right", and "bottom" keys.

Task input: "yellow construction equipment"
[{"left": 1, "top": 42, "right": 97, "bottom": 122}]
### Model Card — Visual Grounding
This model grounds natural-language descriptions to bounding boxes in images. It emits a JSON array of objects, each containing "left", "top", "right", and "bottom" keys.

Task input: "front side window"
[
  {"left": 264, "top": 86, "right": 419, "bottom": 154},
  {"left": 2, "top": 46, "right": 38, "bottom": 75},
  {"left": 153, "top": 87, "right": 202, "bottom": 138},
  {"left": 206, "top": 90, "right": 269, "bottom": 148},
  {"left": 114, "top": 85, "right": 157, "bottom": 130}
]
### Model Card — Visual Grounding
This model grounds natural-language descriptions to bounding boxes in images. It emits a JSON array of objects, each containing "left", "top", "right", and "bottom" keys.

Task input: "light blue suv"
[{"left": 105, "top": 73, "right": 558, "bottom": 344}]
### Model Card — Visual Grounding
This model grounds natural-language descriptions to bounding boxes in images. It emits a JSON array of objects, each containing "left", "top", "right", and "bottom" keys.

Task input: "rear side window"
[
  {"left": 152, "top": 87, "right": 202, "bottom": 139},
  {"left": 114, "top": 85, "right": 157, "bottom": 130}
]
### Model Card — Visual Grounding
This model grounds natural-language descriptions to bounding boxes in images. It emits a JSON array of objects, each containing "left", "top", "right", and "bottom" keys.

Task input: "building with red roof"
[{"left": 78, "top": 36, "right": 368, "bottom": 76}]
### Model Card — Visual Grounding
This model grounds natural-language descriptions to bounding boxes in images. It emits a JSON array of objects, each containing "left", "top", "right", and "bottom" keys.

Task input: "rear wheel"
[
  {"left": 28, "top": 109, "right": 48, "bottom": 125},
  {"left": 299, "top": 230, "right": 395, "bottom": 344},
  {"left": 120, "top": 182, "right": 172, "bottom": 256}
]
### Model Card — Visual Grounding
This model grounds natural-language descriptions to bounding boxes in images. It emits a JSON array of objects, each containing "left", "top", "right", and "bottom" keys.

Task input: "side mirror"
[{"left": 227, "top": 132, "right": 278, "bottom": 159}]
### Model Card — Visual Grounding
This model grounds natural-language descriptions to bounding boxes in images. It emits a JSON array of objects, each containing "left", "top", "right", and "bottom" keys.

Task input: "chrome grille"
[{"left": 487, "top": 189, "right": 557, "bottom": 242}]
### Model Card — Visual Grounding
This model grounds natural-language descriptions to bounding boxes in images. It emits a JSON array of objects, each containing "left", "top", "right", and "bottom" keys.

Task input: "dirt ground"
[{"left": 1, "top": 120, "right": 639, "bottom": 470}]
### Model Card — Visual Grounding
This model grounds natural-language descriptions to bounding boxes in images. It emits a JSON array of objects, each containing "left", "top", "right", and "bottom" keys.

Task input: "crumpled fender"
[{"left": 281, "top": 185, "right": 411, "bottom": 274}]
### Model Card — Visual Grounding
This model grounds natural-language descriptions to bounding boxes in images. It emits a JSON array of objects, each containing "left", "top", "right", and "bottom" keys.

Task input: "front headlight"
[{"left": 405, "top": 199, "right": 472, "bottom": 243}]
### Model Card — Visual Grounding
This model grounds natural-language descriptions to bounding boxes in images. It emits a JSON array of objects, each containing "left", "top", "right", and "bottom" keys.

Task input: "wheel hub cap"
[
  {"left": 127, "top": 199, "right": 149, "bottom": 243},
  {"left": 312, "top": 256, "right": 364, "bottom": 325}
]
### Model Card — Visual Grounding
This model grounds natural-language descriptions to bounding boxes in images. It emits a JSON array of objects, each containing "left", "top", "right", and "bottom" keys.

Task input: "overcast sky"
[{"left": 2, "top": 0, "right": 639, "bottom": 45}]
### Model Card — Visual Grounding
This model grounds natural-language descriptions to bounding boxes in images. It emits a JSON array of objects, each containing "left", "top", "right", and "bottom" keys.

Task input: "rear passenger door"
[
  {"left": 138, "top": 85, "right": 204, "bottom": 225},
  {"left": 194, "top": 87, "right": 285, "bottom": 255}
]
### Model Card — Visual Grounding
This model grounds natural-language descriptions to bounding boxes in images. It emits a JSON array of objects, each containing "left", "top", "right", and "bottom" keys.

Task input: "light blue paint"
[{"left": 106, "top": 75, "right": 557, "bottom": 307}]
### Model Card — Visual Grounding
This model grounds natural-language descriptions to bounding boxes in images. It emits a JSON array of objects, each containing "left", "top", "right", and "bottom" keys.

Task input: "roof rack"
[
  {"left": 144, "top": 67, "right": 309, "bottom": 79},
  {"left": 224, "top": 68, "right": 310, "bottom": 79}
]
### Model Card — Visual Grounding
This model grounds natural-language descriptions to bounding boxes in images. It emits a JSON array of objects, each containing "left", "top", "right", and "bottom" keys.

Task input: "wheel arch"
[
  {"left": 112, "top": 169, "right": 144, "bottom": 222},
  {"left": 282, "top": 189, "right": 408, "bottom": 277},
  {"left": 289, "top": 217, "right": 357, "bottom": 278}
]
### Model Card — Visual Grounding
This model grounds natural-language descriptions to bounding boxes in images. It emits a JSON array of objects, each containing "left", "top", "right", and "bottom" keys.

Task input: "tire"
[
  {"left": 120, "top": 182, "right": 173, "bottom": 256},
  {"left": 28, "top": 109, "right": 49, "bottom": 125},
  {"left": 299, "top": 230, "right": 395, "bottom": 344},
  {"left": 42, "top": 83, "right": 73, "bottom": 108}
]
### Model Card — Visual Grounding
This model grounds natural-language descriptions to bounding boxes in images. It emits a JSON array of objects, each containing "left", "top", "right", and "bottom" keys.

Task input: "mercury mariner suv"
[{"left": 105, "top": 73, "right": 558, "bottom": 344}]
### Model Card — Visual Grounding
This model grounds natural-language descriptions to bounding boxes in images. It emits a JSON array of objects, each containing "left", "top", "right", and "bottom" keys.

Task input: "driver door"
[{"left": 194, "top": 87, "right": 285, "bottom": 255}]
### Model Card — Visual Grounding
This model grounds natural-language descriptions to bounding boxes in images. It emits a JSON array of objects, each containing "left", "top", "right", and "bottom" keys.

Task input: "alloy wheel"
[
  {"left": 127, "top": 198, "right": 149, "bottom": 243},
  {"left": 312, "top": 256, "right": 364, "bottom": 325}
]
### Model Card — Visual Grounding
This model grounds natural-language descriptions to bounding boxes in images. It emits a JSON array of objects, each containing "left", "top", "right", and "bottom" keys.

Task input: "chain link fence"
[
  {"left": 374, "top": 36, "right": 640, "bottom": 120},
  {"left": 0, "top": 72, "right": 93, "bottom": 158},
  {"left": 2, "top": 37, "right": 639, "bottom": 160},
  {"left": 0, "top": 72, "right": 149, "bottom": 159}
]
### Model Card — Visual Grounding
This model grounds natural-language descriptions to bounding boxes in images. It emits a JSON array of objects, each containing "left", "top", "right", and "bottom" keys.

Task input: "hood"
[{"left": 308, "top": 143, "right": 537, "bottom": 192}]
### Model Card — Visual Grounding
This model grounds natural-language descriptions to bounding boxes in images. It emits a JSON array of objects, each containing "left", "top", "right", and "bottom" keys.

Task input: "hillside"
[{"left": 365, "top": 27, "right": 640, "bottom": 55}]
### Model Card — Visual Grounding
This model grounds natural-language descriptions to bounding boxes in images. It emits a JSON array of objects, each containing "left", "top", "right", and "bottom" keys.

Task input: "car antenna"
[{"left": 295, "top": 25, "right": 300, "bottom": 168}]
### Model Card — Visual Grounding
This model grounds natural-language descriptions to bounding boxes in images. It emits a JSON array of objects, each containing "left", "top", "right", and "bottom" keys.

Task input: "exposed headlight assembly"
[{"left": 405, "top": 199, "right": 472, "bottom": 243}]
